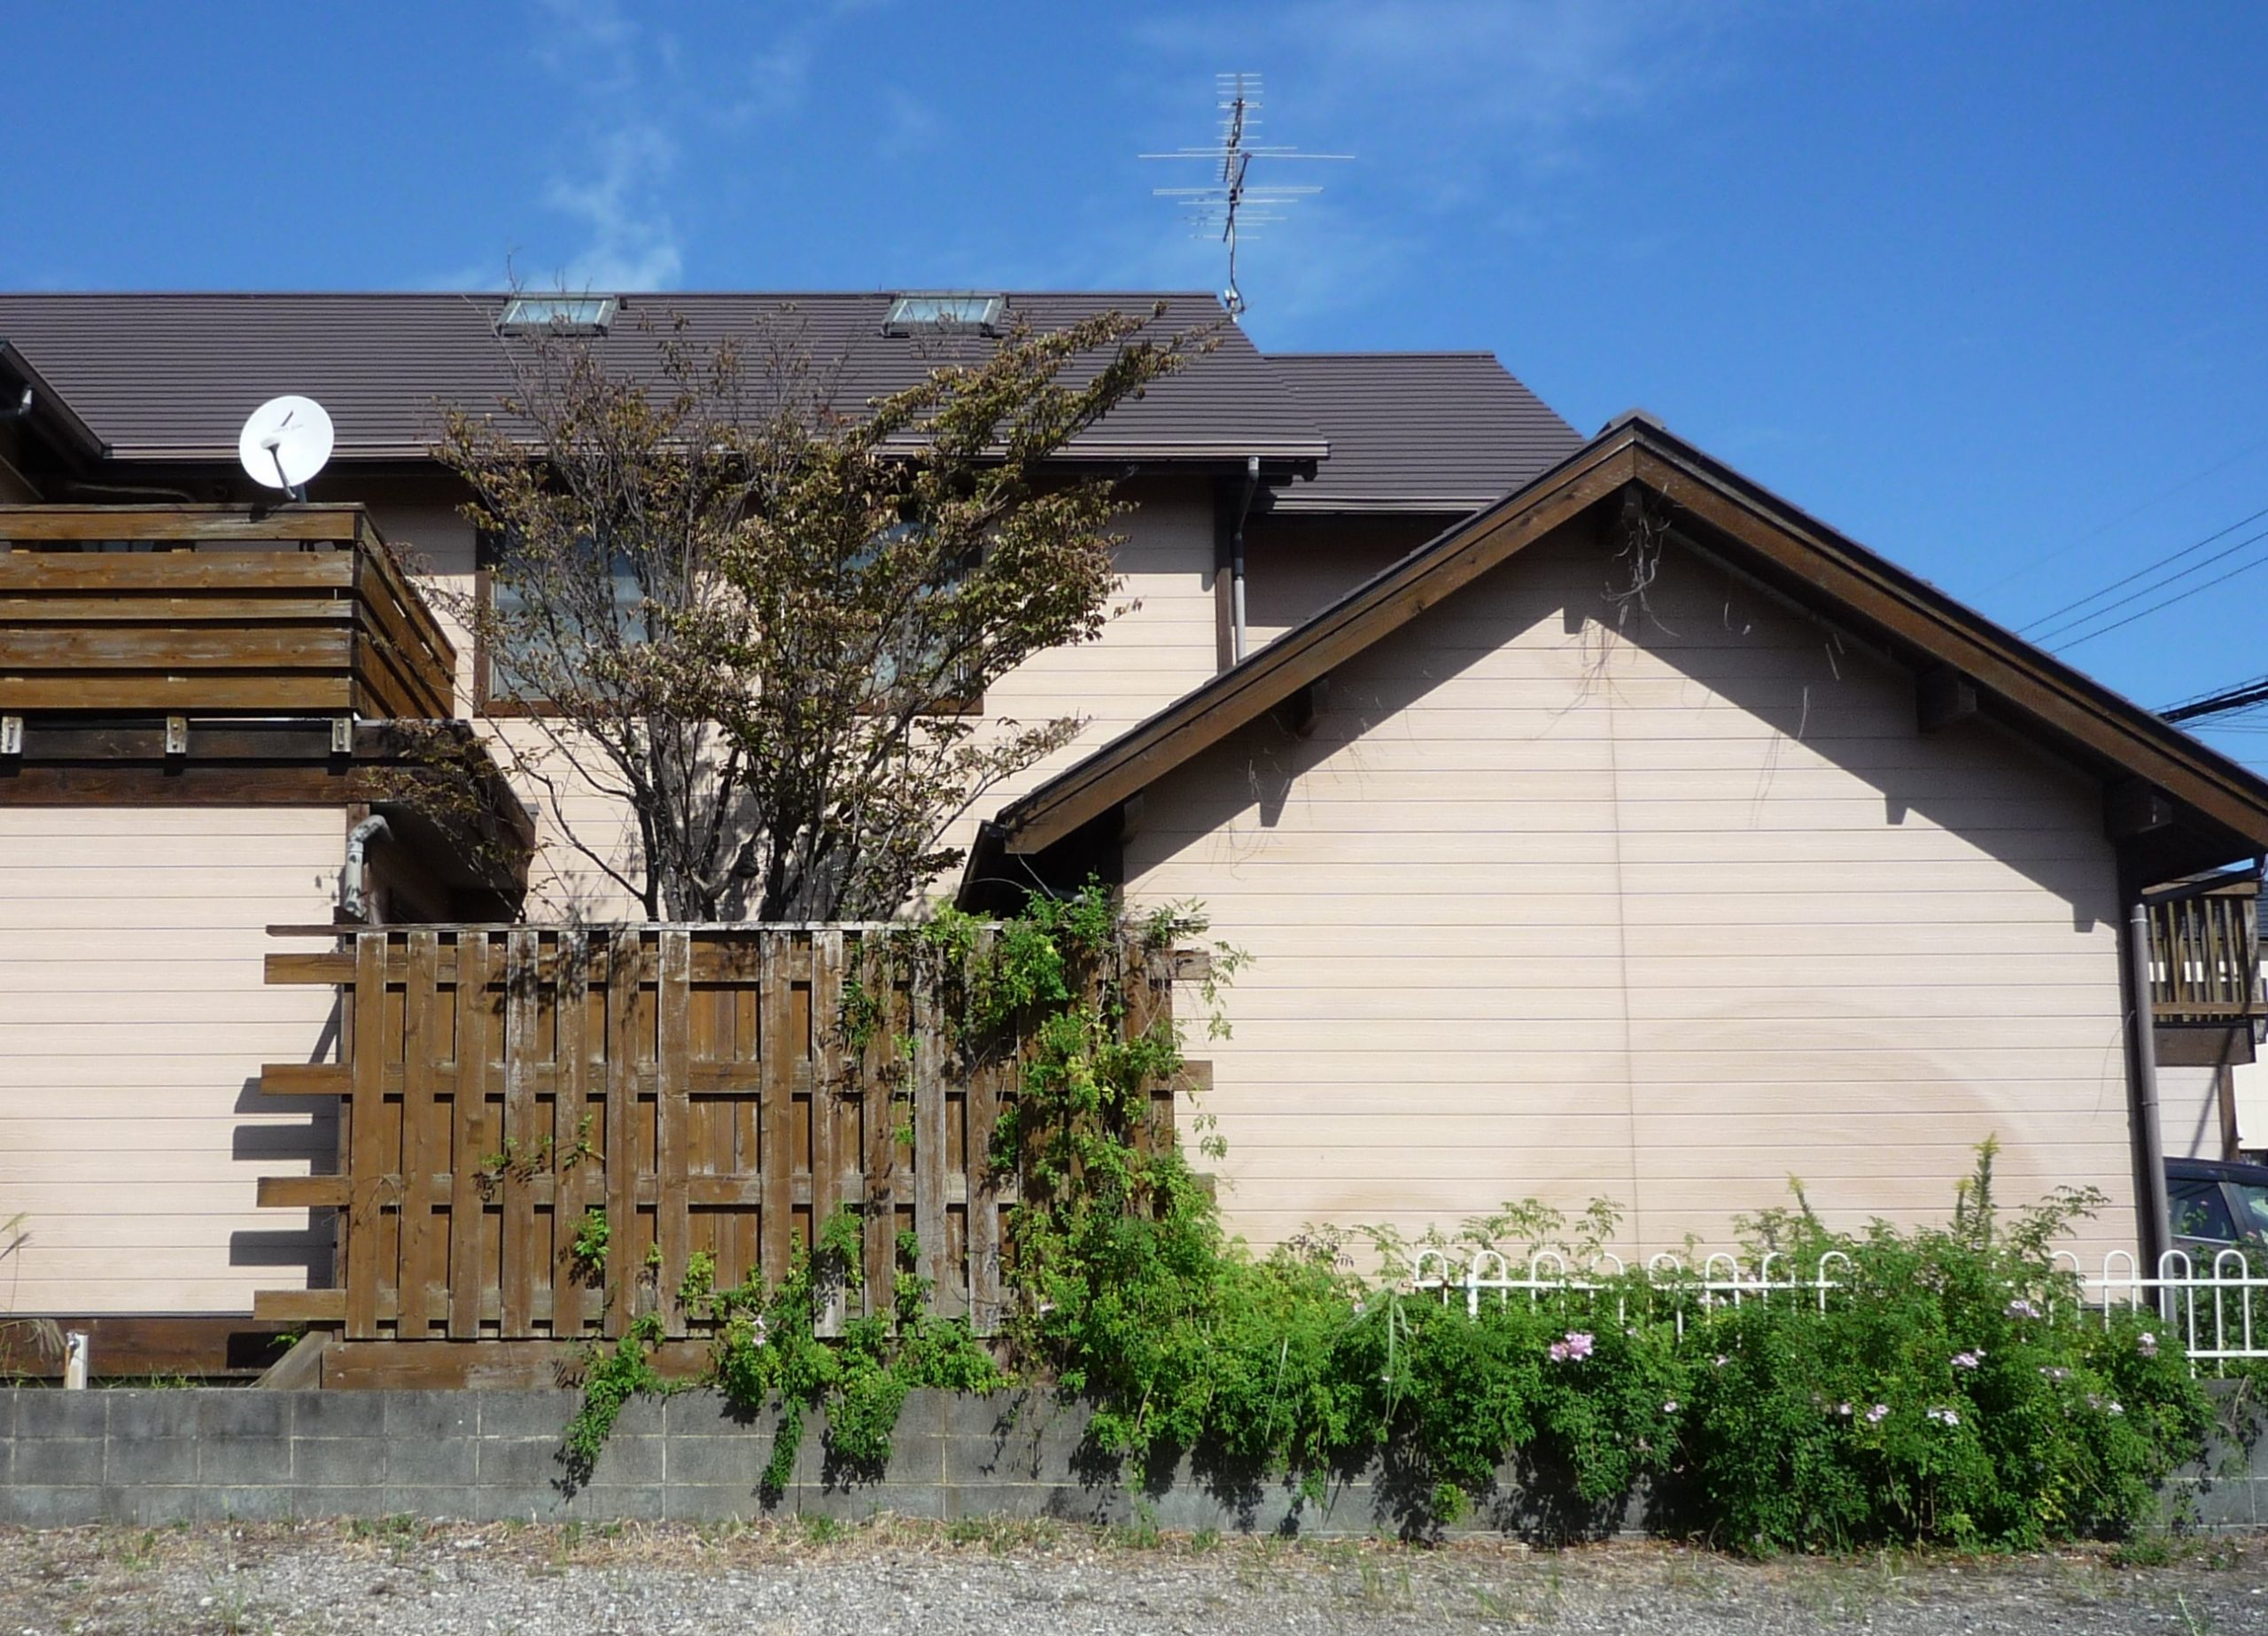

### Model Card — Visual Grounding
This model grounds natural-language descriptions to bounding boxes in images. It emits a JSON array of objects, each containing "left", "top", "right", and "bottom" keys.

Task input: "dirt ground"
[{"left": 2, "top": 1518, "right": 2264, "bottom": 1634}]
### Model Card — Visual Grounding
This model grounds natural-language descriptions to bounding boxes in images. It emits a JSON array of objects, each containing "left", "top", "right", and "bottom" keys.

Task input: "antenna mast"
[{"left": 1143, "top": 73, "right": 1349, "bottom": 320}]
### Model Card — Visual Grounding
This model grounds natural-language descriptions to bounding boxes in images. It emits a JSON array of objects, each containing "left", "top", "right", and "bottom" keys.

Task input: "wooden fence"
[{"left": 253, "top": 926, "right": 1196, "bottom": 1366}]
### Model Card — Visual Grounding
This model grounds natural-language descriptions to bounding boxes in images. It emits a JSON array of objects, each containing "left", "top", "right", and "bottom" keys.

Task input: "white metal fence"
[{"left": 1408, "top": 1247, "right": 2268, "bottom": 1366}]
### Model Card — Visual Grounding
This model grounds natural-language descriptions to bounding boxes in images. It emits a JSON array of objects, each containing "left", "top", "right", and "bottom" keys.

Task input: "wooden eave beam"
[
  {"left": 2106, "top": 778, "right": 2176, "bottom": 841},
  {"left": 1916, "top": 665, "right": 1978, "bottom": 734}
]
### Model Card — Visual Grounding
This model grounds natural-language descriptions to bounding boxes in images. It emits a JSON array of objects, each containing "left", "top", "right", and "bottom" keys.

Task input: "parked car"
[{"left": 2167, "top": 1157, "right": 2268, "bottom": 1259}]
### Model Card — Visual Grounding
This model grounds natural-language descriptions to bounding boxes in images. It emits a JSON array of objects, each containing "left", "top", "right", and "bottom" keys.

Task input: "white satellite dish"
[{"left": 237, "top": 394, "right": 335, "bottom": 499}]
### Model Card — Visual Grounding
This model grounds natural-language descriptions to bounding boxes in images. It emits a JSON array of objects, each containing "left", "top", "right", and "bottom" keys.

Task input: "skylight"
[
  {"left": 882, "top": 292, "right": 1005, "bottom": 336},
  {"left": 498, "top": 295, "right": 617, "bottom": 334}
]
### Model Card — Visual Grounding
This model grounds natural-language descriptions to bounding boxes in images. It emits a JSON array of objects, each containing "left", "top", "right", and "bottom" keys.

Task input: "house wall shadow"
[{"left": 229, "top": 995, "right": 341, "bottom": 1291}]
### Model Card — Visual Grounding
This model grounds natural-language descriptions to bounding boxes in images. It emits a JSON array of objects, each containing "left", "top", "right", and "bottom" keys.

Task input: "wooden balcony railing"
[
  {"left": 2148, "top": 881, "right": 2264, "bottom": 1026},
  {"left": 0, "top": 505, "right": 455, "bottom": 720}
]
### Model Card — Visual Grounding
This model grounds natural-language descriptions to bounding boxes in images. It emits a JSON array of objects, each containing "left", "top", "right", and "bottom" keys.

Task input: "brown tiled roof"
[
  {"left": 0, "top": 291, "right": 1329, "bottom": 465},
  {"left": 1267, "top": 352, "right": 1581, "bottom": 513}
]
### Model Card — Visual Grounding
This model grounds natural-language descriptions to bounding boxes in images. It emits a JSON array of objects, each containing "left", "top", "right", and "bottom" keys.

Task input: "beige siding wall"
[
  {"left": 0, "top": 809, "right": 343, "bottom": 1315},
  {"left": 1123, "top": 527, "right": 2140, "bottom": 1265},
  {"left": 1244, "top": 516, "right": 1442, "bottom": 648},
  {"left": 2158, "top": 1065, "right": 2227, "bottom": 1161},
  {"left": 369, "top": 479, "right": 1223, "bottom": 918}
]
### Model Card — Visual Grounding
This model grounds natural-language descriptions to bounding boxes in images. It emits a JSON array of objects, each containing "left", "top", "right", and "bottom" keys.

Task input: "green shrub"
[{"left": 559, "top": 887, "right": 2214, "bottom": 1550}]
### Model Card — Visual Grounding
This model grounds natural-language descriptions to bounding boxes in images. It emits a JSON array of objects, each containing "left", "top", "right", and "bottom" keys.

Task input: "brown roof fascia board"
[
  {"left": 983, "top": 413, "right": 2268, "bottom": 872},
  {"left": 0, "top": 340, "right": 107, "bottom": 466},
  {"left": 991, "top": 429, "right": 1646, "bottom": 855}
]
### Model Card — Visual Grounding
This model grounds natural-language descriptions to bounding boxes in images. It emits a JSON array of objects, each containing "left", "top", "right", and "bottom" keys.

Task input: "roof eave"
[{"left": 976, "top": 415, "right": 2268, "bottom": 888}]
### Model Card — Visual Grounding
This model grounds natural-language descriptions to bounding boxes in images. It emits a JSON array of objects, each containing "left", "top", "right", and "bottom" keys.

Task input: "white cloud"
[{"left": 545, "top": 123, "right": 683, "bottom": 290}]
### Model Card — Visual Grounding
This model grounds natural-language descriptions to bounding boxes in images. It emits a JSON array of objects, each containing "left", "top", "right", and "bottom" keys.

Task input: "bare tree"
[{"left": 433, "top": 303, "right": 1203, "bottom": 920}]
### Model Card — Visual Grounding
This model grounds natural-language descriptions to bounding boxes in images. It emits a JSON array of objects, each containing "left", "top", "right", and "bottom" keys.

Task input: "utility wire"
[
  {"left": 2162, "top": 673, "right": 2268, "bottom": 723},
  {"left": 2031, "top": 525, "right": 2268, "bottom": 647},
  {"left": 2020, "top": 505, "right": 2268, "bottom": 637},
  {"left": 1978, "top": 430, "right": 2268, "bottom": 595},
  {"left": 2047, "top": 547, "right": 2268, "bottom": 654}
]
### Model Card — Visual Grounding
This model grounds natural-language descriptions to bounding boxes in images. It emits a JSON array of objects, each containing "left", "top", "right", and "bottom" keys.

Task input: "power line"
[
  {"left": 2162, "top": 674, "right": 2268, "bottom": 724},
  {"left": 1977, "top": 430, "right": 2268, "bottom": 595},
  {"left": 2019, "top": 505, "right": 2268, "bottom": 638},
  {"left": 2047, "top": 547, "right": 2268, "bottom": 655}
]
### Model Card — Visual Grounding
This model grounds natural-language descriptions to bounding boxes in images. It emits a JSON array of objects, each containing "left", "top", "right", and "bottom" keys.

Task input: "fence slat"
[
  {"left": 501, "top": 928, "right": 540, "bottom": 1339},
  {"left": 760, "top": 937, "right": 796, "bottom": 1287},
  {"left": 860, "top": 939, "right": 897, "bottom": 1319},
  {"left": 345, "top": 934, "right": 386, "bottom": 1342},
  {"left": 811, "top": 928, "right": 846, "bottom": 1336},
  {"left": 448, "top": 932, "right": 490, "bottom": 1339},
  {"left": 913, "top": 965, "right": 950, "bottom": 1312},
  {"left": 399, "top": 930, "right": 440, "bottom": 1339},
  {"left": 603, "top": 934, "right": 639, "bottom": 1339},
  {"left": 657, "top": 929, "right": 692, "bottom": 1336},
  {"left": 554, "top": 928, "right": 590, "bottom": 1339}
]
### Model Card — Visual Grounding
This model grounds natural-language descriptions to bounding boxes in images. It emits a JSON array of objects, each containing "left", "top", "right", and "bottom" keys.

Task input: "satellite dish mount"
[{"left": 237, "top": 395, "right": 335, "bottom": 503}]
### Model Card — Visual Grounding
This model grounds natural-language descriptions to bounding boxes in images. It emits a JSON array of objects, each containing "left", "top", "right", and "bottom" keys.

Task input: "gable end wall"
[{"left": 1123, "top": 524, "right": 2139, "bottom": 1265}]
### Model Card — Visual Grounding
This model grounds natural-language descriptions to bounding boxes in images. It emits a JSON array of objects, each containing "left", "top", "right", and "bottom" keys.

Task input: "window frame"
[
  {"left": 496, "top": 295, "right": 619, "bottom": 335},
  {"left": 882, "top": 292, "right": 1005, "bottom": 337}
]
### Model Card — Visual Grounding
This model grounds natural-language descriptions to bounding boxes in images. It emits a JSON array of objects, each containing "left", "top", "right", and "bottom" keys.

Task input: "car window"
[
  {"left": 2171, "top": 1178, "right": 2238, "bottom": 1242},
  {"left": 2226, "top": 1182, "right": 2268, "bottom": 1243}
]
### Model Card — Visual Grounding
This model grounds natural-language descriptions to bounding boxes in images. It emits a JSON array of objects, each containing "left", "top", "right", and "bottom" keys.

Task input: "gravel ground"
[{"left": 2, "top": 1519, "right": 2264, "bottom": 1635}]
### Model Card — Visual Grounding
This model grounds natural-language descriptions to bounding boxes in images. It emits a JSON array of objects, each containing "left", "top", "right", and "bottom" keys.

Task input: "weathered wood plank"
[
  {"left": 657, "top": 929, "right": 692, "bottom": 1335},
  {"left": 448, "top": 931, "right": 492, "bottom": 1340},
  {"left": 553, "top": 928, "right": 591, "bottom": 1340},
  {"left": 913, "top": 965, "right": 949, "bottom": 1315},
  {"left": 760, "top": 936, "right": 796, "bottom": 1290},
  {"left": 501, "top": 928, "right": 540, "bottom": 1339},
  {"left": 345, "top": 934, "right": 386, "bottom": 1342},
  {"left": 603, "top": 934, "right": 639, "bottom": 1339},
  {"left": 398, "top": 930, "right": 441, "bottom": 1340},
  {"left": 811, "top": 927, "right": 845, "bottom": 1336}
]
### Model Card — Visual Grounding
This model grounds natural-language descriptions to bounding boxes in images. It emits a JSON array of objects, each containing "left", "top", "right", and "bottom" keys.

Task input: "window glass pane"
[
  {"left": 2171, "top": 1179, "right": 2239, "bottom": 1242},
  {"left": 485, "top": 543, "right": 643, "bottom": 702},
  {"left": 883, "top": 293, "right": 1002, "bottom": 332},
  {"left": 499, "top": 296, "right": 616, "bottom": 332},
  {"left": 2226, "top": 1182, "right": 2268, "bottom": 1242}
]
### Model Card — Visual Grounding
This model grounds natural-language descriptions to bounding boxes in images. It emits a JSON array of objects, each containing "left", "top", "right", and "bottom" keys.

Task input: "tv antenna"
[
  {"left": 237, "top": 395, "right": 334, "bottom": 502},
  {"left": 1143, "top": 73, "right": 1349, "bottom": 320}
]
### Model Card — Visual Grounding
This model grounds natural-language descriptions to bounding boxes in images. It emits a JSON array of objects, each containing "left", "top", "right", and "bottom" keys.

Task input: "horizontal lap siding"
[
  {"left": 1125, "top": 529, "right": 2136, "bottom": 1265},
  {"left": 0, "top": 810, "right": 341, "bottom": 1314}
]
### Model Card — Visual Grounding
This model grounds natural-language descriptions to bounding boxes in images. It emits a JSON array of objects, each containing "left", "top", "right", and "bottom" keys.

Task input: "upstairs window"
[
  {"left": 477, "top": 531, "right": 647, "bottom": 711},
  {"left": 498, "top": 295, "right": 618, "bottom": 335},
  {"left": 882, "top": 292, "right": 1004, "bottom": 337}
]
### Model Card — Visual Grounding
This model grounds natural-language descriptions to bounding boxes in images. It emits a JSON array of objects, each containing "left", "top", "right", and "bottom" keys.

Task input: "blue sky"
[{"left": 12, "top": 2, "right": 2268, "bottom": 765}]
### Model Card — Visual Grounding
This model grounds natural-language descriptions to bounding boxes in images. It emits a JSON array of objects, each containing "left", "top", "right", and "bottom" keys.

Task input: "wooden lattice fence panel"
[{"left": 252, "top": 925, "right": 1189, "bottom": 1353}]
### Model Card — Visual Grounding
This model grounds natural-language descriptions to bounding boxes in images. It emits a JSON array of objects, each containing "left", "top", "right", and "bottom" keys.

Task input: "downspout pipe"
[
  {"left": 340, "top": 815, "right": 392, "bottom": 923},
  {"left": 1230, "top": 454, "right": 1261, "bottom": 663},
  {"left": 2124, "top": 899, "right": 2171, "bottom": 1275}
]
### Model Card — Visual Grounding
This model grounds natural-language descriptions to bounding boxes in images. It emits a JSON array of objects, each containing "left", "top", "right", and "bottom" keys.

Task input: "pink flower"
[
  {"left": 1712, "top": 1354, "right": 1730, "bottom": 1369},
  {"left": 1661, "top": 1400, "right": 1679, "bottom": 1415},
  {"left": 2006, "top": 1298, "right": 2042, "bottom": 1321},
  {"left": 1547, "top": 1330, "right": 1595, "bottom": 1363},
  {"left": 1926, "top": 1406, "right": 1961, "bottom": 1427},
  {"left": 1865, "top": 1403, "right": 1890, "bottom": 1423},
  {"left": 1951, "top": 1350, "right": 1983, "bottom": 1370},
  {"left": 2137, "top": 1332, "right": 2159, "bottom": 1359},
  {"left": 1835, "top": 1402, "right": 1853, "bottom": 1417},
  {"left": 2039, "top": 1366, "right": 2070, "bottom": 1381}
]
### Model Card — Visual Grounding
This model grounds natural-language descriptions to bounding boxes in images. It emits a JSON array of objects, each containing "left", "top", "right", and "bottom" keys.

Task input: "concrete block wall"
[{"left": 2, "top": 1386, "right": 2263, "bottom": 1534}]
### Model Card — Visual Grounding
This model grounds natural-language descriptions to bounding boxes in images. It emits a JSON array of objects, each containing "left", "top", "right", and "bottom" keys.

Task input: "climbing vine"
[{"left": 560, "top": 889, "right": 2217, "bottom": 1549}]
